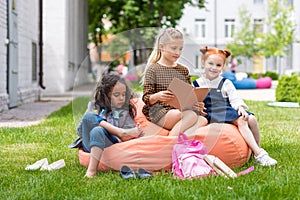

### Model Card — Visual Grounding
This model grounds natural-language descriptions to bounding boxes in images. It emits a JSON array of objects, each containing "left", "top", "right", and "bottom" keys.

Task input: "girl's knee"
[
  {"left": 183, "top": 110, "right": 198, "bottom": 122},
  {"left": 159, "top": 110, "right": 181, "bottom": 129},
  {"left": 248, "top": 115, "right": 257, "bottom": 123},
  {"left": 89, "top": 127, "right": 106, "bottom": 148},
  {"left": 183, "top": 110, "right": 197, "bottom": 117},
  {"left": 236, "top": 117, "right": 248, "bottom": 127},
  {"left": 167, "top": 109, "right": 182, "bottom": 121},
  {"left": 197, "top": 116, "right": 208, "bottom": 127},
  {"left": 90, "top": 127, "right": 106, "bottom": 140},
  {"left": 82, "top": 112, "right": 98, "bottom": 123}
]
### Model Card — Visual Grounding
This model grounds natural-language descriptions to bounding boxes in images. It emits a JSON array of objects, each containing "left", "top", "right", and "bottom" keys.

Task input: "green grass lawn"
[{"left": 0, "top": 99, "right": 299, "bottom": 200}]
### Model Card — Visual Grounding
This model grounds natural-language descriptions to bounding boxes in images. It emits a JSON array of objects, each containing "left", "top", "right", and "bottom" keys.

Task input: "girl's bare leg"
[
  {"left": 85, "top": 146, "right": 103, "bottom": 178},
  {"left": 196, "top": 115, "right": 208, "bottom": 128},
  {"left": 157, "top": 109, "right": 181, "bottom": 130},
  {"left": 235, "top": 117, "right": 277, "bottom": 166},
  {"left": 248, "top": 115, "right": 260, "bottom": 146},
  {"left": 233, "top": 118, "right": 262, "bottom": 156},
  {"left": 184, "top": 116, "right": 208, "bottom": 136},
  {"left": 168, "top": 110, "right": 198, "bottom": 136}
]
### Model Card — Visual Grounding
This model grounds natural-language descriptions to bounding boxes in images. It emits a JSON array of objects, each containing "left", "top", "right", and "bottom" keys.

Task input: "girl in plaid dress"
[{"left": 142, "top": 28, "right": 206, "bottom": 136}]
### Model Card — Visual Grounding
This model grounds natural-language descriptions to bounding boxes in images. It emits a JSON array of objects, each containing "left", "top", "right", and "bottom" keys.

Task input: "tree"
[
  {"left": 96, "top": 0, "right": 205, "bottom": 32},
  {"left": 88, "top": 0, "right": 110, "bottom": 45},
  {"left": 262, "top": 0, "right": 297, "bottom": 73},
  {"left": 226, "top": 1, "right": 297, "bottom": 74},
  {"left": 263, "top": 0, "right": 296, "bottom": 58},
  {"left": 88, "top": 0, "right": 206, "bottom": 66},
  {"left": 225, "top": 7, "right": 261, "bottom": 59}
]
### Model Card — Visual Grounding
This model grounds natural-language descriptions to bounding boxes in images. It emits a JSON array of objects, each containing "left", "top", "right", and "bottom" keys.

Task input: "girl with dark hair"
[{"left": 78, "top": 73, "right": 144, "bottom": 178}]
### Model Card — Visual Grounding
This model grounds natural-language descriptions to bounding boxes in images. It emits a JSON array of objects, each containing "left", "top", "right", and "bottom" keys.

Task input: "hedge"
[{"left": 276, "top": 74, "right": 300, "bottom": 104}]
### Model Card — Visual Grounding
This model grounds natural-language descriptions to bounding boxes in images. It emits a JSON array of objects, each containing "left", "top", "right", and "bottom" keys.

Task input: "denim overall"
[{"left": 194, "top": 78, "right": 240, "bottom": 123}]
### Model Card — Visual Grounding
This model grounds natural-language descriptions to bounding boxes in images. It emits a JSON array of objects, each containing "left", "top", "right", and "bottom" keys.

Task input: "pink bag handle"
[
  {"left": 178, "top": 132, "right": 189, "bottom": 143},
  {"left": 237, "top": 166, "right": 254, "bottom": 176}
]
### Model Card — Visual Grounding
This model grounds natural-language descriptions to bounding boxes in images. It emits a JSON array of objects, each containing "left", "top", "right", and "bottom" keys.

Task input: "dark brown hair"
[{"left": 94, "top": 73, "right": 136, "bottom": 118}]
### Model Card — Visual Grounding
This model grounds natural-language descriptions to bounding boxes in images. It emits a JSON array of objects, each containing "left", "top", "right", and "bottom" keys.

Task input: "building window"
[
  {"left": 224, "top": 19, "right": 235, "bottom": 38},
  {"left": 254, "top": 19, "right": 264, "bottom": 35},
  {"left": 195, "top": 18, "right": 206, "bottom": 38},
  {"left": 32, "top": 42, "right": 37, "bottom": 82},
  {"left": 253, "top": 0, "right": 264, "bottom": 4}
]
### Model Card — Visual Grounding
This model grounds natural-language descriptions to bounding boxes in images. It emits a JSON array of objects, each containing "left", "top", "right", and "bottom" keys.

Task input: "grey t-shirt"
[{"left": 76, "top": 101, "right": 135, "bottom": 137}]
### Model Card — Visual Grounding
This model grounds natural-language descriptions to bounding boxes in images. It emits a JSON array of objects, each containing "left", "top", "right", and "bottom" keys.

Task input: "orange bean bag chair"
[{"left": 78, "top": 98, "right": 251, "bottom": 171}]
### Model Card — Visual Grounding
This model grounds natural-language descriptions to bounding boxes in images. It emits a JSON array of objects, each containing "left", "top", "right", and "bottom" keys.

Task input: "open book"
[{"left": 166, "top": 77, "right": 210, "bottom": 111}]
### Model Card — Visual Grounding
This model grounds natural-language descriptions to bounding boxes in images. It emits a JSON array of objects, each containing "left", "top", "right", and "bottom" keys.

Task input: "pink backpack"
[{"left": 172, "top": 133, "right": 214, "bottom": 179}]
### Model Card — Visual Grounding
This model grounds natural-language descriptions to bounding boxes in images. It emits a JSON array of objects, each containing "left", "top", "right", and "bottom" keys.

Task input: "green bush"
[
  {"left": 247, "top": 71, "right": 278, "bottom": 80},
  {"left": 264, "top": 71, "right": 279, "bottom": 80},
  {"left": 247, "top": 72, "right": 258, "bottom": 79},
  {"left": 276, "top": 74, "right": 300, "bottom": 103}
]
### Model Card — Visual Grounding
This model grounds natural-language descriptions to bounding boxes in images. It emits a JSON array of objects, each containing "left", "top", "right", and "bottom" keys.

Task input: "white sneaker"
[
  {"left": 255, "top": 151, "right": 277, "bottom": 166},
  {"left": 25, "top": 158, "right": 48, "bottom": 170},
  {"left": 40, "top": 159, "right": 66, "bottom": 171}
]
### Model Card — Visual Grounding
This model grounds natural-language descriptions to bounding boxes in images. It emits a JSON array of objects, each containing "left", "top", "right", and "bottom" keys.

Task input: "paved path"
[
  {"left": 0, "top": 81, "right": 277, "bottom": 128},
  {"left": 0, "top": 99, "right": 71, "bottom": 128},
  {"left": 237, "top": 88, "right": 276, "bottom": 101}
]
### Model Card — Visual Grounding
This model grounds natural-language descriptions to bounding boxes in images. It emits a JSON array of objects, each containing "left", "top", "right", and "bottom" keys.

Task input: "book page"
[
  {"left": 166, "top": 78, "right": 210, "bottom": 111},
  {"left": 194, "top": 87, "right": 210, "bottom": 102}
]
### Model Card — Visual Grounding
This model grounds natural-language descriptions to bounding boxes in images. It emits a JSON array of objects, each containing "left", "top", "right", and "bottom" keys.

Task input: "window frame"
[
  {"left": 194, "top": 18, "right": 206, "bottom": 39},
  {"left": 224, "top": 19, "right": 235, "bottom": 39}
]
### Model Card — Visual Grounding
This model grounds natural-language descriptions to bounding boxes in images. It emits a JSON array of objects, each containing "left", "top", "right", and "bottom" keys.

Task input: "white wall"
[
  {"left": 0, "top": 0, "right": 89, "bottom": 111},
  {"left": 43, "top": 0, "right": 67, "bottom": 93},
  {"left": 18, "top": 0, "right": 39, "bottom": 87},
  {"left": 0, "top": 0, "right": 8, "bottom": 111},
  {"left": 0, "top": 0, "right": 41, "bottom": 111},
  {"left": 178, "top": 0, "right": 300, "bottom": 74},
  {"left": 17, "top": 0, "right": 40, "bottom": 103},
  {"left": 180, "top": 0, "right": 266, "bottom": 46},
  {"left": 42, "top": 0, "right": 89, "bottom": 94},
  {"left": 65, "top": 0, "right": 89, "bottom": 91}
]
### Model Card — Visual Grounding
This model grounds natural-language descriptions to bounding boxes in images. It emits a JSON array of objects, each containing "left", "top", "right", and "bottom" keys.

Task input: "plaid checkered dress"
[{"left": 142, "top": 63, "right": 191, "bottom": 124}]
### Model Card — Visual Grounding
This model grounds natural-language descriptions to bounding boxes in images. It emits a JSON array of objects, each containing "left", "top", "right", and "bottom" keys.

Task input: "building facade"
[
  {"left": 0, "top": 0, "right": 40, "bottom": 111},
  {"left": 1, "top": 0, "right": 299, "bottom": 112},
  {"left": 0, "top": 0, "right": 88, "bottom": 112},
  {"left": 42, "top": 0, "right": 89, "bottom": 95},
  {"left": 178, "top": 0, "right": 300, "bottom": 76}
]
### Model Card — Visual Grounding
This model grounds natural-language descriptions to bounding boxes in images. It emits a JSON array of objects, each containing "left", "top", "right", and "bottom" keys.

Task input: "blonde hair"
[
  {"left": 141, "top": 28, "right": 183, "bottom": 84},
  {"left": 200, "top": 46, "right": 231, "bottom": 65}
]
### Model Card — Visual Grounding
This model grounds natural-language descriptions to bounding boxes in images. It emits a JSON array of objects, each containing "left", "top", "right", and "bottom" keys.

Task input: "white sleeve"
[{"left": 223, "top": 80, "right": 248, "bottom": 110}]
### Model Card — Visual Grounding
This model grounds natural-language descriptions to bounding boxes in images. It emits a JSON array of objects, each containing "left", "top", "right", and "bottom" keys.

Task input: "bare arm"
[
  {"left": 99, "top": 120, "right": 144, "bottom": 142},
  {"left": 99, "top": 120, "right": 123, "bottom": 137}
]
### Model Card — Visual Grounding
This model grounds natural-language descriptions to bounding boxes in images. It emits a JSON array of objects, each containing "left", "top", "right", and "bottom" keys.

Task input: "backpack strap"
[{"left": 178, "top": 132, "right": 189, "bottom": 143}]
